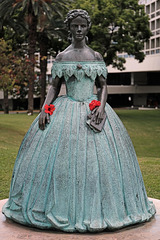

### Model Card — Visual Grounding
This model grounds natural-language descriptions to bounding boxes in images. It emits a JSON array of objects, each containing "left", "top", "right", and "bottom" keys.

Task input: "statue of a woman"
[{"left": 3, "top": 9, "right": 155, "bottom": 232}]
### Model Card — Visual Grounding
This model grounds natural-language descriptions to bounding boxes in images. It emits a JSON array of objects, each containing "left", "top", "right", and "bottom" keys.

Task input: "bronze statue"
[{"left": 3, "top": 9, "right": 155, "bottom": 232}]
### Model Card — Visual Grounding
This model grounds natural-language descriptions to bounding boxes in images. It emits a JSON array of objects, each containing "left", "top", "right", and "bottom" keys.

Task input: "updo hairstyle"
[{"left": 64, "top": 9, "right": 91, "bottom": 29}]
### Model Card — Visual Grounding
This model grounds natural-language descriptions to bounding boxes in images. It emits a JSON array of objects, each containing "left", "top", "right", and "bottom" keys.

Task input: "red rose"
[
  {"left": 89, "top": 100, "right": 101, "bottom": 111},
  {"left": 44, "top": 104, "right": 55, "bottom": 115}
]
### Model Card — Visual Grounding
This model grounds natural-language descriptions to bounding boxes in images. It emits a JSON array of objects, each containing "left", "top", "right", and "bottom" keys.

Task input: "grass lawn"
[
  {"left": 0, "top": 113, "right": 38, "bottom": 200},
  {"left": 116, "top": 110, "right": 160, "bottom": 199},
  {"left": 0, "top": 110, "right": 160, "bottom": 200}
]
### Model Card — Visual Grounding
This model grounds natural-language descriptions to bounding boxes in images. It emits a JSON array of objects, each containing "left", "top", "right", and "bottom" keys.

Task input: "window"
[
  {"left": 157, "top": 0, "right": 160, "bottom": 10},
  {"left": 146, "top": 5, "right": 150, "bottom": 14},
  {"left": 151, "top": 13, "right": 155, "bottom": 18},
  {"left": 146, "top": 40, "right": 150, "bottom": 49},
  {"left": 151, "top": 21, "right": 155, "bottom": 30},
  {"left": 151, "top": 39, "right": 155, "bottom": 48},
  {"left": 156, "top": 37, "right": 160, "bottom": 47},
  {"left": 157, "top": 10, "right": 160, "bottom": 16},
  {"left": 156, "top": 18, "right": 160, "bottom": 29},
  {"left": 107, "top": 73, "right": 131, "bottom": 85},
  {"left": 151, "top": 2, "right": 155, "bottom": 13},
  {"left": 156, "top": 30, "right": 160, "bottom": 35}
]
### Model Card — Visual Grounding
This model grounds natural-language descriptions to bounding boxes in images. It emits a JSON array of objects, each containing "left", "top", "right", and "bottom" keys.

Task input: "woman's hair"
[{"left": 64, "top": 9, "right": 91, "bottom": 29}]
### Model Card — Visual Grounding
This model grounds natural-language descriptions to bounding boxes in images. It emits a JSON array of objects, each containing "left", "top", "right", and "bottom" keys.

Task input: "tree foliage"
[
  {"left": 0, "top": 0, "right": 67, "bottom": 114},
  {"left": 70, "top": 0, "right": 151, "bottom": 70},
  {"left": 0, "top": 38, "right": 30, "bottom": 113}
]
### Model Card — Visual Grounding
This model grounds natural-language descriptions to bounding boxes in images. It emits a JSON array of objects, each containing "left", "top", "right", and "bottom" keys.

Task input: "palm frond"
[
  {"left": 9, "top": 2, "right": 23, "bottom": 16},
  {"left": 41, "top": 0, "right": 53, "bottom": 19},
  {"left": 22, "top": 0, "right": 29, "bottom": 11},
  {"left": 33, "top": 0, "right": 39, "bottom": 16}
]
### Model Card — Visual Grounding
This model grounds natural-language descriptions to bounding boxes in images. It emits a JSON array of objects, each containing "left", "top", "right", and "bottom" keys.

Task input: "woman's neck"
[{"left": 71, "top": 39, "right": 86, "bottom": 49}]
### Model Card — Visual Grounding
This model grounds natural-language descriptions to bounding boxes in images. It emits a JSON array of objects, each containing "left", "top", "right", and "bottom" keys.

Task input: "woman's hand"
[
  {"left": 39, "top": 109, "right": 50, "bottom": 130},
  {"left": 92, "top": 106, "right": 105, "bottom": 124}
]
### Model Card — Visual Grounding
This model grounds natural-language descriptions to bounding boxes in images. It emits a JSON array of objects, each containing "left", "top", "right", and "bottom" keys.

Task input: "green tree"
[
  {"left": 0, "top": 0, "right": 67, "bottom": 114},
  {"left": 70, "top": 0, "right": 151, "bottom": 70},
  {"left": 0, "top": 38, "right": 29, "bottom": 113}
]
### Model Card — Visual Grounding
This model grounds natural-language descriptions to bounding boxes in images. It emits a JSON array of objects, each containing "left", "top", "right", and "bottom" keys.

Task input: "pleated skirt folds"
[{"left": 3, "top": 95, "right": 156, "bottom": 232}]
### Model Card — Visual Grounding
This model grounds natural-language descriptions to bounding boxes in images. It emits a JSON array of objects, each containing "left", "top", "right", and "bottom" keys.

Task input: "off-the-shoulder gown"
[{"left": 3, "top": 61, "right": 156, "bottom": 232}]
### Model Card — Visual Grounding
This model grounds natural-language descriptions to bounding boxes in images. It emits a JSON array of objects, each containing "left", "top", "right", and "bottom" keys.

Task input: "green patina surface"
[{"left": 0, "top": 62, "right": 157, "bottom": 232}]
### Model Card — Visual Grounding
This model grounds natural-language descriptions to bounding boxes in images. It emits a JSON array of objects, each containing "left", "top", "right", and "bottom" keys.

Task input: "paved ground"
[{"left": 0, "top": 198, "right": 160, "bottom": 240}]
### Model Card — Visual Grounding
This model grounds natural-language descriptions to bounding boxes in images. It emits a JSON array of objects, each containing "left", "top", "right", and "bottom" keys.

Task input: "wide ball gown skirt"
[{"left": 2, "top": 95, "right": 156, "bottom": 232}]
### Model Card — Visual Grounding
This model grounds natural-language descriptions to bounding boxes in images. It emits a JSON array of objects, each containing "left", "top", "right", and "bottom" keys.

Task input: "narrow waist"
[{"left": 67, "top": 95, "right": 98, "bottom": 103}]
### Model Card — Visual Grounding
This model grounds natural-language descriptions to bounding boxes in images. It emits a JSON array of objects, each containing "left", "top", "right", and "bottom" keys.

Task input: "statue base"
[{"left": 0, "top": 198, "right": 159, "bottom": 240}]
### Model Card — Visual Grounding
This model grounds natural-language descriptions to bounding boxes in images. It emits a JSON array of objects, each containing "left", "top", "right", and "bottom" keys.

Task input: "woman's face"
[{"left": 70, "top": 16, "right": 88, "bottom": 42}]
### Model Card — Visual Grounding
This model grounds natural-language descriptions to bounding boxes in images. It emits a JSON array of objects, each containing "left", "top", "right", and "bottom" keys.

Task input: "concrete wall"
[{"left": 107, "top": 54, "right": 160, "bottom": 73}]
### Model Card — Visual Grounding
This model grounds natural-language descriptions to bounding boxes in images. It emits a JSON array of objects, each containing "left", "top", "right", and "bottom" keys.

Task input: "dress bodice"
[{"left": 51, "top": 61, "right": 107, "bottom": 101}]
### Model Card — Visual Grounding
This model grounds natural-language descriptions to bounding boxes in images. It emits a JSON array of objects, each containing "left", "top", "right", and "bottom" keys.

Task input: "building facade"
[{"left": 107, "top": 0, "right": 160, "bottom": 107}]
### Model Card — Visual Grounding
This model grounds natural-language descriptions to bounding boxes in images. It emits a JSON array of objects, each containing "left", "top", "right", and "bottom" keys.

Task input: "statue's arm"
[
  {"left": 94, "top": 75, "right": 108, "bottom": 124},
  {"left": 39, "top": 76, "right": 62, "bottom": 130},
  {"left": 93, "top": 51, "right": 108, "bottom": 123}
]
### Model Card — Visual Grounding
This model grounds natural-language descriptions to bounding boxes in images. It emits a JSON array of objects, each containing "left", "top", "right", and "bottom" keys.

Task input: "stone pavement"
[{"left": 0, "top": 198, "right": 160, "bottom": 240}]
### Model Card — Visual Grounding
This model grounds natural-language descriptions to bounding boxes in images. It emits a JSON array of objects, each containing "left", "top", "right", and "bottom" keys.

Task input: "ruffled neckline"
[{"left": 51, "top": 61, "right": 107, "bottom": 81}]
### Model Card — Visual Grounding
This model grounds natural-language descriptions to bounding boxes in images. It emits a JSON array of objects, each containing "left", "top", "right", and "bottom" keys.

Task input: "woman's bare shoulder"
[
  {"left": 94, "top": 51, "right": 103, "bottom": 61},
  {"left": 86, "top": 46, "right": 103, "bottom": 61},
  {"left": 55, "top": 46, "right": 72, "bottom": 61}
]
